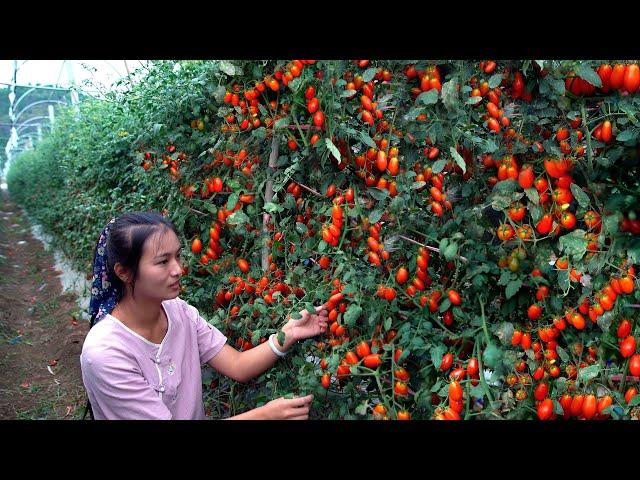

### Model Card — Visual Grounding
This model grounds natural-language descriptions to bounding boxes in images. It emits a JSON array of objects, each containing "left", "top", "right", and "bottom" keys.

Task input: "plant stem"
[
  {"left": 478, "top": 295, "right": 490, "bottom": 345},
  {"left": 475, "top": 338, "right": 495, "bottom": 406},
  {"left": 620, "top": 357, "right": 631, "bottom": 394},
  {"left": 581, "top": 101, "right": 594, "bottom": 176}
]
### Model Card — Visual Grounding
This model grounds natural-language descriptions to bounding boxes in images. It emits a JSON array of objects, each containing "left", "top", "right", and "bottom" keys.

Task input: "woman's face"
[{"left": 128, "top": 228, "right": 182, "bottom": 302}]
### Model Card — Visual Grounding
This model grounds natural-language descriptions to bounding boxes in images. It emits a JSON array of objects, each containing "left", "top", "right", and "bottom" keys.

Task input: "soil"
[{"left": 0, "top": 189, "right": 90, "bottom": 419}]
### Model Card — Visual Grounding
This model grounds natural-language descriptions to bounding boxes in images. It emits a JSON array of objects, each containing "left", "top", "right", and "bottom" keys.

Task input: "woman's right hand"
[{"left": 261, "top": 394, "right": 313, "bottom": 420}]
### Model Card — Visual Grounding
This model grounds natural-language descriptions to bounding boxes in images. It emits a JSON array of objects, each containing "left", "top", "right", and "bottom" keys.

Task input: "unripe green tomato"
[
  {"left": 508, "top": 257, "right": 520, "bottom": 272},
  {"left": 629, "top": 210, "right": 637, "bottom": 221},
  {"left": 513, "top": 247, "right": 527, "bottom": 260}
]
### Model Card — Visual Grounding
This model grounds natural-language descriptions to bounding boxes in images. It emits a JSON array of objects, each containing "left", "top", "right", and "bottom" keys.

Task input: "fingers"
[
  {"left": 287, "top": 394, "right": 313, "bottom": 407},
  {"left": 287, "top": 404, "right": 310, "bottom": 419},
  {"left": 290, "top": 414, "right": 310, "bottom": 420},
  {"left": 314, "top": 305, "right": 329, "bottom": 315}
]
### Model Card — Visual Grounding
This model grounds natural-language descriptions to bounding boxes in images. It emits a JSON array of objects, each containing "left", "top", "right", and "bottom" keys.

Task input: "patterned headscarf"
[{"left": 88, "top": 218, "right": 117, "bottom": 326}]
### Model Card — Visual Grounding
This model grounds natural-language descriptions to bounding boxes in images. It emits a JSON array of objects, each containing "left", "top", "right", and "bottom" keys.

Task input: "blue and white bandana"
[{"left": 88, "top": 218, "right": 117, "bottom": 326}]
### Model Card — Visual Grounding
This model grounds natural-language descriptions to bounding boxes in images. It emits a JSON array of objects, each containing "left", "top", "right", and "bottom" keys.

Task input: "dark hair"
[{"left": 105, "top": 211, "right": 179, "bottom": 301}]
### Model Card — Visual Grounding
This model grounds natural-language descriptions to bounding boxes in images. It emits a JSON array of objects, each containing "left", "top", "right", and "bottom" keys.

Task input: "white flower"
[
  {"left": 102, "top": 280, "right": 111, "bottom": 289},
  {"left": 91, "top": 287, "right": 99, "bottom": 295},
  {"left": 97, "top": 247, "right": 105, "bottom": 256}
]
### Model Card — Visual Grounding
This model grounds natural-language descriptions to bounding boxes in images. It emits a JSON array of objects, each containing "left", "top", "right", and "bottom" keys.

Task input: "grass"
[
  {"left": 31, "top": 296, "right": 63, "bottom": 328},
  {"left": 14, "top": 382, "right": 86, "bottom": 420}
]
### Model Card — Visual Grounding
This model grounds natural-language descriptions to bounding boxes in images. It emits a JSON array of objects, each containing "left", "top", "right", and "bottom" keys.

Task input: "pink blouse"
[{"left": 80, "top": 297, "right": 227, "bottom": 420}]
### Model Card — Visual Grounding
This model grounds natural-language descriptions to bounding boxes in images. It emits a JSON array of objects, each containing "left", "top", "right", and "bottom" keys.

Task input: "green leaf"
[
  {"left": 615, "top": 129, "right": 639, "bottom": 142},
  {"left": 627, "top": 238, "right": 640, "bottom": 264},
  {"left": 295, "top": 222, "right": 307, "bottom": 234},
  {"left": 355, "top": 402, "right": 368, "bottom": 416},
  {"left": 362, "top": 67, "right": 377, "bottom": 83},
  {"left": 202, "top": 202, "right": 218, "bottom": 214},
  {"left": 384, "top": 317, "right": 392, "bottom": 332},
  {"left": 482, "top": 343, "right": 503, "bottom": 369},
  {"left": 213, "top": 85, "right": 226, "bottom": 103},
  {"left": 577, "top": 364, "right": 600, "bottom": 383},
  {"left": 438, "top": 298, "right": 451, "bottom": 313},
  {"left": 430, "top": 344, "right": 447, "bottom": 369},
  {"left": 226, "top": 192, "right": 239, "bottom": 211},
  {"left": 493, "top": 179, "right": 519, "bottom": 194},
  {"left": 441, "top": 77, "right": 459, "bottom": 110},
  {"left": 263, "top": 201, "right": 284, "bottom": 214},
  {"left": 505, "top": 279, "right": 523, "bottom": 299},
  {"left": 359, "top": 131, "right": 377, "bottom": 149},
  {"left": 449, "top": 147, "right": 466, "bottom": 173},
  {"left": 226, "top": 210, "right": 249, "bottom": 226},
  {"left": 498, "top": 270, "right": 513, "bottom": 286},
  {"left": 597, "top": 310, "right": 614, "bottom": 332},
  {"left": 368, "top": 188, "right": 389, "bottom": 202},
  {"left": 575, "top": 63, "right": 602, "bottom": 88},
  {"left": 549, "top": 78, "right": 566, "bottom": 95},
  {"left": 275, "top": 117, "right": 290, "bottom": 129},
  {"left": 484, "top": 139, "right": 498, "bottom": 153},
  {"left": 325, "top": 138, "right": 341, "bottom": 164},
  {"left": 340, "top": 89, "right": 356, "bottom": 98},
  {"left": 558, "top": 268, "right": 570, "bottom": 291},
  {"left": 524, "top": 187, "right": 539, "bottom": 204},
  {"left": 558, "top": 230, "right": 588, "bottom": 261},
  {"left": 603, "top": 214, "right": 619, "bottom": 235},
  {"left": 432, "top": 159, "right": 447, "bottom": 174},
  {"left": 488, "top": 73, "right": 503, "bottom": 89},
  {"left": 629, "top": 394, "right": 640, "bottom": 407},
  {"left": 443, "top": 242, "right": 458, "bottom": 261},
  {"left": 496, "top": 322, "right": 514, "bottom": 346},
  {"left": 343, "top": 305, "right": 362, "bottom": 327},
  {"left": 219, "top": 60, "right": 236, "bottom": 76},
  {"left": 411, "top": 181, "right": 426, "bottom": 190},
  {"left": 417, "top": 89, "right": 439, "bottom": 105},
  {"left": 556, "top": 346, "right": 570, "bottom": 363},
  {"left": 368, "top": 209, "right": 383, "bottom": 224},
  {"left": 570, "top": 183, "right": 590, "bottom": 208}
]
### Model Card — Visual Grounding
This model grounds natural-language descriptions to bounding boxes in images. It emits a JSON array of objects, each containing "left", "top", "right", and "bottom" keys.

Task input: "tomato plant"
[{"left": 8, "top": 59, "right": 640, "bottom": 420}]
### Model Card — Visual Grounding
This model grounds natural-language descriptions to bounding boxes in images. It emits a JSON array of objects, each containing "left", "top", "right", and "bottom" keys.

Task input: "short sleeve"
[
  {"left": 181, "top": 300, "right": 228, "bottom": 364},
  {"left": 81, "top": 347, "right": 172, "bottom": 420}
]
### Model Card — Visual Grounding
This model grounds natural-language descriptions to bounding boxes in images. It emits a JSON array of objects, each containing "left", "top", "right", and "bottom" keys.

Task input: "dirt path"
[{"left": 0, "top": 189, "right": 89, "bottom": 419}]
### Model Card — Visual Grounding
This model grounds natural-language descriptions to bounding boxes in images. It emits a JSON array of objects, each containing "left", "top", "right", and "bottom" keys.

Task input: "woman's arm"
[
  {"left": 207, "top": 305, "right": 328, "bottom": 383},
  {"left": 224, "top": 395, "right": 313, "bottom": 420},
  {"left": 206, "top": 323, "right": 296, "bottom": 383}
]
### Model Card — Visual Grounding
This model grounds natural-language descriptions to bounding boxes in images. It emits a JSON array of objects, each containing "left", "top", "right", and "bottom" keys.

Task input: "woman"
[{"left": 81, "top": 212, "right": 328, "bottom": 420}]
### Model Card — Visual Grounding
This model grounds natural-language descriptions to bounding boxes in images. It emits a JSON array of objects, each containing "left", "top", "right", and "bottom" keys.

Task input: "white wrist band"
[{"left": 268, "top": 334, "right": 288, "bottom": 357}]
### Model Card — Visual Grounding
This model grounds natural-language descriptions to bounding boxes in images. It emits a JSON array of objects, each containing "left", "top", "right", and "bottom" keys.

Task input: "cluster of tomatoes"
[
  {"left": 209, "top": 255, "right": 307, "bottom": 350},
  {"left": 365, "top": 220, "right": 390, "bottom": 268},
  {"left": 503, "top": 260, "right": 638, "bottom": 420},
  {"left": 404, "top": 63, "right": 442, "bottom": 98},
  {"left": 191, "top": 222, "right": 225, "bottom": 266},
  {"left": 620, "top": 213, "right": 640, "bottom": 235},
  {"left": 141, "top": 144, "right": 188, "bottom": 179},
  {"left": 320, "top": 199, "right": 346, "bottom": 248},
  {"left": 492, "top": 152, "right": 604, "bottom": 246},
  {"left": 210, "top": 149, "right": 259, "bottom": 178},
  {"left": 220, "top": 60, "right": 317, "bottom": 135},
  {"left": 154, "top": 60, "right": 640, "bottom": 419},
  {"left": 430, "top": 350, "right": 481, "bottom": 420},
  {"left": 343, "top": 64, "right": 392, "bottom": 132},
  {"left": 352, "top": 144, "right": 400, "bottom": 196},
  {"left": 566, "top": 63, "right": 640, "bottom": 97}
]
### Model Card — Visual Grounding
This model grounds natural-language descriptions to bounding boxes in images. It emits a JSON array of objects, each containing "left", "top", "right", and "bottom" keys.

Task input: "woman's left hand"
[{"left": 282, "top": 305, "right": 329, "bottom": 348}]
